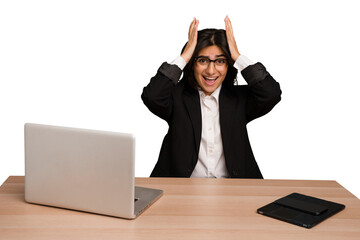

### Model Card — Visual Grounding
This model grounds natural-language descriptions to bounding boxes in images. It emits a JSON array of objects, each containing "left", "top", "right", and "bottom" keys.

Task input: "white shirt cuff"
[
  {"left": 170, "top": 56, "right": 187, "bottom": 70},
  {"left": 234, "top": 55, "right": 255, "bottom": 71}
]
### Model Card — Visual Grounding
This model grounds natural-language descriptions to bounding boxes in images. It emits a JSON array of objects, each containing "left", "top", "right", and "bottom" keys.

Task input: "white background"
[{"left": 1, "top": 0, "right": 359, "bottom": 198}]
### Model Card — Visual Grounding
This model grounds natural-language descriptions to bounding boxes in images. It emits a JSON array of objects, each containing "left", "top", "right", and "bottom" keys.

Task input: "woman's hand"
[
  {"left": 181, "top": 18, "right": 199, "bottom": 64},
  {"left": 225, "top": 16, "right": 240, "bottom": 61}
]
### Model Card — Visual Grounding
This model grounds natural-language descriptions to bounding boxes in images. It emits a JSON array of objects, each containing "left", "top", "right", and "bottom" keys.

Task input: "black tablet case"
[{"left": 257, "top": 193, "right": 345, "bottom": 228}]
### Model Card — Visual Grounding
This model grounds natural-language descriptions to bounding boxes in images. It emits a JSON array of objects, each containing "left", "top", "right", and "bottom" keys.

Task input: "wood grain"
[{"left": 1, "top": 176, "right": 359, "bottom": 239}]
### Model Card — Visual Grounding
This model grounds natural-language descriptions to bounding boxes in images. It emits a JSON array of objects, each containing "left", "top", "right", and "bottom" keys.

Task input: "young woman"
[{"left": 142, "top": 17, "right": 281, "bottom": 178}]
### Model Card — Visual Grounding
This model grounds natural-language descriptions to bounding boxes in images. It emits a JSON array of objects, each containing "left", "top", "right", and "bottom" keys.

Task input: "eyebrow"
[{"left": 197, "top": 54, "right": 226, "bottom": 58}]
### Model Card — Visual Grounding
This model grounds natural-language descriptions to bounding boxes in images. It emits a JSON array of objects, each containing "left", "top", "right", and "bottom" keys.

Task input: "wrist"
[
  {"left": 232, "top": 52, "right": 240, "bottom": 62},
  {"left": 181, "top": 53, "right": 191, "bottom": 63}
]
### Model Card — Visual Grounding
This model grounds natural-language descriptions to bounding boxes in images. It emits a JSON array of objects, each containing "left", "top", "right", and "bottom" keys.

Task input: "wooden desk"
[{"left": 1, "top": 176, "right": 359, "bottom": 239}]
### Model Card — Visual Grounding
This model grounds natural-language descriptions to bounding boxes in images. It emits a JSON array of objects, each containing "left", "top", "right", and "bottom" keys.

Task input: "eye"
[
  {"left": 215, "top": 58, "right": 227, "bottom": 64},
  {"left": 197, "top": 57, "right": 209, "bottom": 64}
]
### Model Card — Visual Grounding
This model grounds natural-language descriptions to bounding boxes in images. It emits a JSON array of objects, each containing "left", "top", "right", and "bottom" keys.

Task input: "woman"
[{"left": 142, "top": 17, "right": 281, "bottom": 178}]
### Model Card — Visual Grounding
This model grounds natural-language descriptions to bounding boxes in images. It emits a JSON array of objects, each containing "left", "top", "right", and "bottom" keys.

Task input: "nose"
[{"left": 205, "top": 61, "right": 217, "bottom": 75}]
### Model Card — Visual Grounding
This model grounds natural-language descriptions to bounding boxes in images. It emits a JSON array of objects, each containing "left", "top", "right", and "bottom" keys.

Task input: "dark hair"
[{"left": 181, "top": 28, "right": 238, "bottom": 89}]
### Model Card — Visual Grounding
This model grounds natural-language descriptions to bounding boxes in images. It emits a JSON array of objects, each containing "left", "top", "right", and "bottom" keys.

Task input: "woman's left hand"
[{"left": 225, "top": 16, "right": 241, "bottom": 61}]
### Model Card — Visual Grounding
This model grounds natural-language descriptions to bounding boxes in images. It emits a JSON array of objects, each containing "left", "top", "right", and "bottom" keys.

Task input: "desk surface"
[{"left": 1, "top": 176, "right": 360, "bottom": 239}]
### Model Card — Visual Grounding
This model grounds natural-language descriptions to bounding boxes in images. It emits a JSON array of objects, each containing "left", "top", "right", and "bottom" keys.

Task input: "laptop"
[
  {"left": 257, "top": 192, "right": 345, "bottom": 228},
  {"left": 24, "top": 123, "right": 163, "bottom": 219}
]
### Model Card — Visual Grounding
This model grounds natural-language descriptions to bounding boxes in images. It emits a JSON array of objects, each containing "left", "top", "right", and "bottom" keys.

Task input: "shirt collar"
[{"left": 198, "top": 84, "right": 222, "bottom": 102}]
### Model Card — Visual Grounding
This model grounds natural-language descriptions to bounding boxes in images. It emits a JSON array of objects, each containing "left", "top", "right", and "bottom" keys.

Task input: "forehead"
[{"left": 197, "top": 45, "right": 225, "bottom": 58}]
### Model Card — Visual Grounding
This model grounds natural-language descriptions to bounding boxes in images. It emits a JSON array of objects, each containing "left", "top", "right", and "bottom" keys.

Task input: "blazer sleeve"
[
  {"left": 141, "top": 62, "right": 182, "bottom": 122},
  {"left": 241, "top": 62, "right": 282, "bottom": 123}
]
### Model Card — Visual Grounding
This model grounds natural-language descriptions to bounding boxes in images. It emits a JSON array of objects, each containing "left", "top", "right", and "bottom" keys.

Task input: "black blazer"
[{"left": 142, "top": 62, "right": 281, "bottom": 178}]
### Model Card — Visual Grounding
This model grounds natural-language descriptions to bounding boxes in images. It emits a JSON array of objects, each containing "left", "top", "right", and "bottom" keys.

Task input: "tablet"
[{"left": 257, "top": 193, "right": 345, "bottom": 228}]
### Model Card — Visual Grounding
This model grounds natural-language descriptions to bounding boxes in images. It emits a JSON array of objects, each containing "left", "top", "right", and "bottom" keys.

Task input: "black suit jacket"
[{"left": 142, "top": 62, "right": 281, "bottom": 178}]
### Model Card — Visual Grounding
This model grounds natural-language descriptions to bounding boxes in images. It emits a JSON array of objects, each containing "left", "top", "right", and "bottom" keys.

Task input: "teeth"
[{"left": 204, "top": 77, "right": 217, "bottom": 80}]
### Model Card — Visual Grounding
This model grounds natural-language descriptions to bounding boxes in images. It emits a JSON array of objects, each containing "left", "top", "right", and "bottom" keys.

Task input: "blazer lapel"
[
  {"left": 183, "top": 88, "right": 202, "bottom": 154},
  {"left": 219, "top": 86, "right": 237, "bottom": 152}
]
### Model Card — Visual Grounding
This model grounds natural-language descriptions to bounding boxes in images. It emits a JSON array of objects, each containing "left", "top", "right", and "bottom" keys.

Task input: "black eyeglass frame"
[{"left": 193, "top": 56, "right": 228, "bottom": 66}]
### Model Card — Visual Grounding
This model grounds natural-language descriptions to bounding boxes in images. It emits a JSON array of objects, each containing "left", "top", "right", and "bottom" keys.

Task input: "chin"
[{"left": 200, "top": 85, "right": 218, "bottom": 95}]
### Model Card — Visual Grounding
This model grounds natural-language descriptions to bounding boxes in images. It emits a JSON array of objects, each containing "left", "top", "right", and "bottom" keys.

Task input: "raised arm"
[
  {"left": 142, "top": 18, "right": 199, "bottom": 122},
  {"left": 224, "top": 16, "right": 281, "bottom": 122}
]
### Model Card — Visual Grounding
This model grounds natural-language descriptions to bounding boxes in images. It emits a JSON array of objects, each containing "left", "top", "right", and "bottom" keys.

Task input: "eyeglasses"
[{"left": 194, "top": 56, "right": 228, "bottom": 68}]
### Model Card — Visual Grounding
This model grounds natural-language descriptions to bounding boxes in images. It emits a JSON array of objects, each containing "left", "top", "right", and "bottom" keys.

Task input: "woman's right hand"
[{"left": 181, "top": 18, "right": 199, "bottom": 64}]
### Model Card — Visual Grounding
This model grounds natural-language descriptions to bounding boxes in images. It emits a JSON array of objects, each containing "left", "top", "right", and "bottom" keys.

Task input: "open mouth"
[{"left": 202, "top": 76, "right": 218, "bottom": 86}]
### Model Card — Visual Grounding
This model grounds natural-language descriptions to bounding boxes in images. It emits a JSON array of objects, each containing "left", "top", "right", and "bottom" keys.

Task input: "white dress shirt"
[
  {"left": 191, "top": 85, "right": 228, "bottom": 177},
  {"left": 170, "top": 54, "right": 254, "bottom": 178}
]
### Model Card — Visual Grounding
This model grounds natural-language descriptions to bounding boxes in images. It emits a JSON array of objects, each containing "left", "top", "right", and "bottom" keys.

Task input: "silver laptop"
[{"left": 24, "top": 123, "right": 163, "bottom": 219}]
